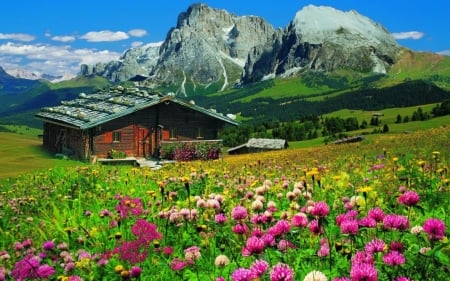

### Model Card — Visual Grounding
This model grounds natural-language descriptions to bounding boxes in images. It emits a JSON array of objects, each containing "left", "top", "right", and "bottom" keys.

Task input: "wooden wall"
[
  {"left": 44, "top": 101, "right": 229, "bottom": 160},
  {"left": 42, "top": 123, "right": 88, "bottom": 159}
]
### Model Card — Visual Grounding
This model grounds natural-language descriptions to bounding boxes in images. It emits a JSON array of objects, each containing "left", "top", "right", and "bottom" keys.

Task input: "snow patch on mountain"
[
  {"left": 293, "top": 5, "right": 396, "bottom": 46},
  {"left": 5, "top": 68, "right": 76, "bottom": 82}
]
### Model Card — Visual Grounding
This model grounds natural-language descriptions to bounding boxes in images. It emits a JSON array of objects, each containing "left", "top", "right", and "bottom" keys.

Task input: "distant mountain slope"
[
  {"left": 0, "top": 76, "right": 112, "bottom": 127},
  {"left": 4, "top": 68, "right": 77, "bottom": 83},
  {"left": 0, "top": 66, "right": 42, "bottom": 96},
  {"left": 196, "top": 79, "right": 450, "bottom": 122},
  {"left": 384, "top": 49, "right": 450, "bottom": 89}
]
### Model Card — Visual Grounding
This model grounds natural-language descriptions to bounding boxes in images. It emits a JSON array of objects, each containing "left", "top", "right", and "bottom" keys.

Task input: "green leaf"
[{"left": 434, "top": 250, "right": 450, "bottom": 266}]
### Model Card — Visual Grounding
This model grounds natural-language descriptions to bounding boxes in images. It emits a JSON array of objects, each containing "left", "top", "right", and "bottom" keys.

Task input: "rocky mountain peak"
[
  {"left": 292, "top": 5, "right": 396, "bottom": 46},
  {"left": 242, "top": 5, "right": 400, "bottom": 83},
  {"left": 80, "top": 4, "right": 403, "bottom": 95},
  {"left": 151, "top": 3, "right": 276, "bottom": 95},
  {"left": 80, "top": 42, "right": 162, "bottom": 82}
]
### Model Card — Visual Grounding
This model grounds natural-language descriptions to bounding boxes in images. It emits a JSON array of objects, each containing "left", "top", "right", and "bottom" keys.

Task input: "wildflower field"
[{"left": 1, "top": 127, "right": 449, "bottom": 281}]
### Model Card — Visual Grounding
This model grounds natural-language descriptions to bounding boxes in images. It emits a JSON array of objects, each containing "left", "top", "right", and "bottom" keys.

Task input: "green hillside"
[
  {"left": 0, "top": 132, "right": 80, "bottom": 178},
  {"left": 1, "top": 49, "right": 450, "bottom": 129},
  {"left": 0, "top": 76, "right": 112, "bottom": 127}
]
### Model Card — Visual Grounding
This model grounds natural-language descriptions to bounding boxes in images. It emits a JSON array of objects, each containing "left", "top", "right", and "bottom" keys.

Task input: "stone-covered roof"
[
  {"left": 227, "top": 138, "right": 288, "bottom": 154},
  {"left": 332, "top": 135, "right": 365, "bottom": 144},
  {"left": 35, "top": 86, "right": 239, "bottom": 130}
]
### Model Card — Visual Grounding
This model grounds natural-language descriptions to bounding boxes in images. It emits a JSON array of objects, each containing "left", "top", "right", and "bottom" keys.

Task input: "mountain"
[
  {"left": 4, "top": 68, "right": 76, "bottom": 83},
  {"left": 1, "top": 4, "right": 449, "bottom": 129},
  {"left": 0, "top": 75, "right": 112, "bottom": 127},
  {"left": 80, "top": 4, "right": 401, "bottom": 95},
  {"left": 81, "top": 3, "right": 277, "bottom": 95},
  {"left": 4, "top": 68, "right": 41, "bottom": 80},
  {"left": 80, "top": 42, "right": 162, "bottom": 82},
  {"left": 242, "top": 5, "right": 400, "bottom": 83},
  {"left": 0, "top": 66, "right": 43, "bottom": 96},
  {"left": 151, "top": 3, "right": 278, "bottom": 95}
]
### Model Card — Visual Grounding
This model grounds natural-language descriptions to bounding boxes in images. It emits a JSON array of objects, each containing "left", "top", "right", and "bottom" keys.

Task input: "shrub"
[
  {"left": 108, "top": 149, "right": 126, "bottom": 159},
  {"left": 160, "top": 141, "right": 221, "bottom": 161}
]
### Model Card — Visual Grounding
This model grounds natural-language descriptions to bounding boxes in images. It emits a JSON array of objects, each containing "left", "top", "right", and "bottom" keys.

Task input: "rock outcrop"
[
  {"left": 242, "top": 5, "right": 400, "bottom": 83},
  {"left": 80, "top": 4, "right": 401, "bottom": 95},
  {"left": 149, "top": 3, "right": 277, "bottom": 95},
  {"left": 80, "top": 42, "right": 162, "bottom": 82}
]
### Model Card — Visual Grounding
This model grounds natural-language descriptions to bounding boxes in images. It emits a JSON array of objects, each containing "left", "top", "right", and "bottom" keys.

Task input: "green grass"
[
  {"left": 236, "top": 77, "right": 332, "bottom": 102},
  {"left": 289, "top": 103, "right": 450, "bottom": 147},
  {"left": 0, "top": 124, "right": 42, "bottom": 137},
  {"left": 323, "top": 103, "right": 439, "bottom": 124},
  {"left": 216, "top": 51, "right": 450, "bottom": 105},
  {"left": 1, "top": 102, "right": 449, "bottom": 178},
  {"left": 381, "top": 49, "right": 450, "bottom": 90},
  {"left": 48, "top": 75, "right": 111, "bottom": 90},
  {"left": 0, "top": 132, "right": 81, "bottom": 178}
]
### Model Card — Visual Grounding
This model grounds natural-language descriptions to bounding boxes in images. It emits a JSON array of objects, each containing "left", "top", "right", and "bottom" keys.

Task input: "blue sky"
[{"left": 0, "top": 0, "right": 448, "bottom": 77}]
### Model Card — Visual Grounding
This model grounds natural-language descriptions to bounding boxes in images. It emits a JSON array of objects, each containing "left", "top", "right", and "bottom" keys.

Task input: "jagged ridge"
[{"left": 81, "top": 4, "right": 403, "bottom": 95}]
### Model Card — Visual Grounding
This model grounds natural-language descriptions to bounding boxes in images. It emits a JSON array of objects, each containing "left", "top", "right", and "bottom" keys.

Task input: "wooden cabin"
[{"left": 35, "top": 86, "right": 238, "bottom": 160}]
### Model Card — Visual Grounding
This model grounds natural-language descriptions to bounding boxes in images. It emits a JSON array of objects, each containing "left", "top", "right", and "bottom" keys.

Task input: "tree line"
[{"left": 220, "top": 99, "right": 450, "bottom": 147}]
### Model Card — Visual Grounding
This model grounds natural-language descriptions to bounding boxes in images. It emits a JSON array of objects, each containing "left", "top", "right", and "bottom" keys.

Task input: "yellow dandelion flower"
[
  {"left": 357, "top": 186, "right": 373, "bottom": 193},
  {"left": 75, "top": 258, "right": 91, "bottom": 269},
  {"left": 201, "top": 239, "right": 209, "bottom": 247},
  {"left": 89, "top": 227, "right": 98, "bottom": 237},
  {"left": 120, "top": 270, "right": 130, "bottom": 278},
  {"left": 250, "top": 180, "right": 259, "bottom": 188},
  {"left": 114, "top": 264, "right": 124, "bottom": 273},
  {"left": 392, "top": 157, "right": 398, "bottom": 162}
]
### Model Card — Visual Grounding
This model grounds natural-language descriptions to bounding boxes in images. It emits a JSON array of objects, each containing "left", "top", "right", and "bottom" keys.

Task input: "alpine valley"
[{"left": 1, "top": 3, "right": 450, "bottom": 128}]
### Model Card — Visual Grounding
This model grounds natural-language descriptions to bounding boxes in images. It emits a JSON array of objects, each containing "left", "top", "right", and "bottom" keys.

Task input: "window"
[
  {"left": 169, "top": 128, "right": 177, "bottom": 140},
  {"left": 112, "top": 131, "right": 121, "bottom": 142},
  {"left": 196, "top": 128, "right": 204, "bottom": 139},
  {"left": 104, "top": 132, "right": 112, "bottom": 142}
]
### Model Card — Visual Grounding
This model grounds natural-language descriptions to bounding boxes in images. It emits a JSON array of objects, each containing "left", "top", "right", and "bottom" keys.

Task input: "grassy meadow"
[
  {"left": 0, "top": 131, "right": 81, "bottom": 178},
  {"left": 0, "top": 123, "right": 449, "bottom": 280}
]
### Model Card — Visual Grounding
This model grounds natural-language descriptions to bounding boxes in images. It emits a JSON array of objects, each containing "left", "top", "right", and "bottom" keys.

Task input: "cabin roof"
[
  {"left": 332, "top": 135, "right": 365, "bottom": 144},
  {"left": 227, "top": 138, "right": 287, "bottom": 153},
  {"left": 35, "top": 86, "right": 239, "bottom": 130}
]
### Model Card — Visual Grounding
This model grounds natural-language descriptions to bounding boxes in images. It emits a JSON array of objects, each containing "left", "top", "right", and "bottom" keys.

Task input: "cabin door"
[{"left": 136, "top": 127, "right": 151, "bottom": 158}]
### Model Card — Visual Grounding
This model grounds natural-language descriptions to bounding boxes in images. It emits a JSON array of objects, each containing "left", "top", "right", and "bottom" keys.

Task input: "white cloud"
[
  {"left": 0, "top": 33, "right": 35, "bottom": 42},
  {"left": 79, "top": 30, "right": 129, "bottom": 42},
  {"left": 438, "top": 50, "right": 450, "bottom": 56},
  {"left": 391, "top": 31, "right": 424, "bottom": 40},
  {"left": 51, "top": 35, "right": 76, "bottom": 42},
  {"left": 131, "top": 41, "right": 144, "bottom": 48},
  {"left": 0, "top": 42, "right": 121, "bottom": 75},
  {"left": 128, "top": 29, "right": 148, "bottom": 37}
]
